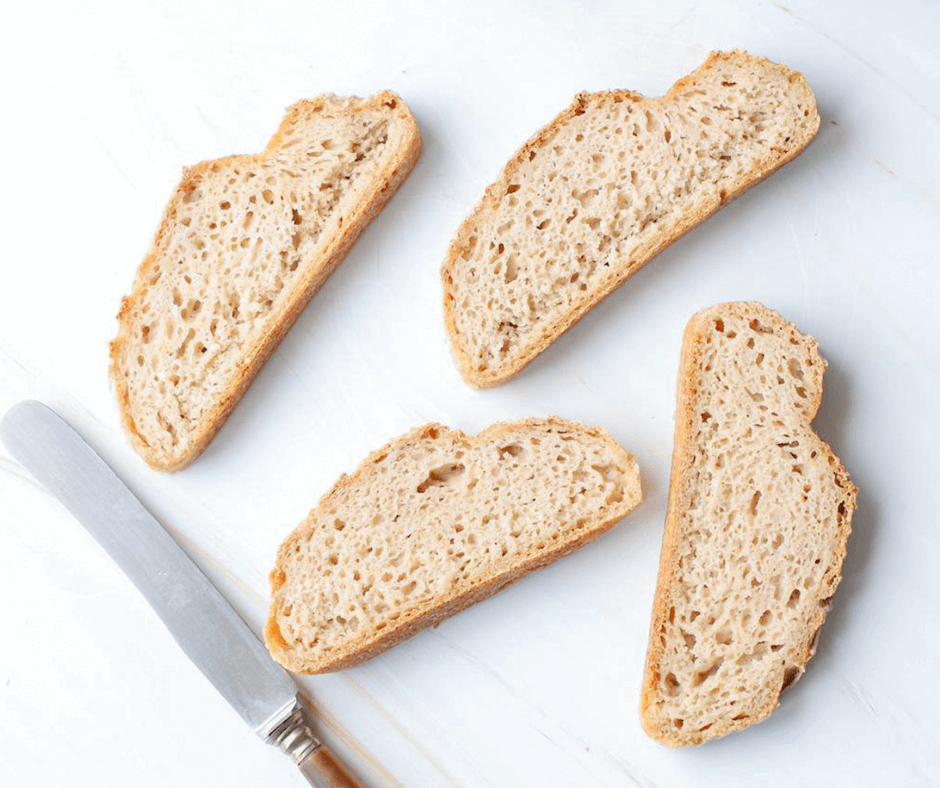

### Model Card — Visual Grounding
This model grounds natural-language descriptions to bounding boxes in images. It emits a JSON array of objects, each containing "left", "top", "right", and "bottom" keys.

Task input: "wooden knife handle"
[
  {"left": 267, "top": 699, "right": 369, "bottom": 787},
  {"left": 298, "top": 745, "right": 368, "bottom": 788}
]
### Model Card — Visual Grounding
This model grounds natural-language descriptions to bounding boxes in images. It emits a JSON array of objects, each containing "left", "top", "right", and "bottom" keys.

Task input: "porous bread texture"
[
  {"left": 265, "top": 417, "right": 642, "bottom": 674},
  {"left": 641, "top": 302, "right": 856, "bottom": 746},
  {"left": 110, "top": 92, "right": 421, "bottom": 470},
  {"left": 442, "top": 51, "right": 820, "bottom": 388}
]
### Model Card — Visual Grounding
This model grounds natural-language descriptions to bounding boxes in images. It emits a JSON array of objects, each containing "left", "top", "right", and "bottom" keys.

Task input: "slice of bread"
[
  {"left": 641, "top": 302, "right": 856, "bottom": 746},
  {"left": 442, "top": 51, "right": 819, "bottom": 388},
  {"left": 110, "top": 93, "right": 421, "bottom": 470},
  {"left": 265, "top": 417, "right": 642, "bottom": 673}
]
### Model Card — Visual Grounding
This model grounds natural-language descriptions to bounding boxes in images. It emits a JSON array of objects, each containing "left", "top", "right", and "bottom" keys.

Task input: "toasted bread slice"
[
  {"left": 110, "top": 92, "right": 421, "bottom": 470},
  {"left": 641, "top": 302, "right": 856, "bottom": 746},
  {"left": 265, "top": 417, "right": 642, "bottom": 673},
  {"left": 442, "top": 52, "right": 819, "bottom": 387}
]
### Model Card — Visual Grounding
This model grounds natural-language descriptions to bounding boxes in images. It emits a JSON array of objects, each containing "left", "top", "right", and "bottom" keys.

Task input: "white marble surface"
[{"left": 1, "top": 1, "right": 938, "bottom": 785}]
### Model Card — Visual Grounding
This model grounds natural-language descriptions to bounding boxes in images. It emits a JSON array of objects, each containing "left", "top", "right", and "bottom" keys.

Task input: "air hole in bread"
[
  {"left": 664, "top": 673, "right": 681, "bottom": 696},
  {"left": 749, "top": 318, "right": 773, "bottom": 334},
  {"left": 692, "top": 659, "right": 723, "bottom": 687},
  {"left": 416, "top": 463, "right": 466, "bottom": 494},
  {"left": 736, "top": 642, "right": 768, "bottom": 666},
  {"left": 781, "top": 666, "right": 800, "bottom": 691}
]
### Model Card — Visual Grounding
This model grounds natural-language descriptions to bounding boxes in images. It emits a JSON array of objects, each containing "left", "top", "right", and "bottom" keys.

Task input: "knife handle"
[
  {"left": 268, "top": 700, "right": 368, "bottom": 788},
  {"left": 298, "top": 745, "right": 368, "bottom": 788}
]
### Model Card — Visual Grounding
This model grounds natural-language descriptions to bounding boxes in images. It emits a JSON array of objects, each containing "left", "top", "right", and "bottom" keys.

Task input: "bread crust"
[
  {"left": 265, "top": 416, "right": 642, "bottom": 674},
  {"left": 640, "top": 302, "right": 856, "bottom": 746},
  {"left": 110, "top": 92, "right": 421, "bottom": 470},
  {"left": 441, "top": 51, "right": 820, "bottom": 388}
]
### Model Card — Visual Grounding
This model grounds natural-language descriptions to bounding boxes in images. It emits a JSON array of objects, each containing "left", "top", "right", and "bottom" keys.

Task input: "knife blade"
[{"left": 1, "top": 400, "right": 366, "bottom": 788}]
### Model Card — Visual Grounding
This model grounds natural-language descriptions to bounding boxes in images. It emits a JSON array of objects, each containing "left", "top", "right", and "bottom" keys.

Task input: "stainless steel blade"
[{"left": 0, "top": 401, "right": 297, "bottom": 735}]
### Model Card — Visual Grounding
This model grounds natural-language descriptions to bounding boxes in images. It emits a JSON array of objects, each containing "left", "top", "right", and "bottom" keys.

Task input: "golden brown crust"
[
  {"left": 110, "top": 92, "right": 422, "bottom": 470},
  {"left": 640, "top": 302, "right": 856, "bottom": 746},
  {"left": 441, "top": 51, "right": 820, "bottom": 388},
  {"left": 265, "top": 417, "right": 642, "bottom": 673}
]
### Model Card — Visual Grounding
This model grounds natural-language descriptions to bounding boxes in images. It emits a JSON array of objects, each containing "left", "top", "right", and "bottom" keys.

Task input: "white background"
[{"left": 1, "top": 1, "right": 938, "bottom": 786}]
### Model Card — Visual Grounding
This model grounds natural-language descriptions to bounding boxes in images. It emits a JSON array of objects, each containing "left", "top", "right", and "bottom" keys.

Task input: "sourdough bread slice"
[
  {"left": 442, "top": 51, "right": 819, "bottom": 387},
  {"left": 265, "top": 417, "right": 642, "bottom": 673},
  {"left": 641, "top": 302, "right": 856, "bottom": 746},
  {"left": 110, "top": 92, "right": 421, "bottom": 470}
]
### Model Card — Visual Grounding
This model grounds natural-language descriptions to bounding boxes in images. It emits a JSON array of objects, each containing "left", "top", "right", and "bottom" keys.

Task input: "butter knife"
[{"left": 1, "top": 400, "right": 366, "bottom": 788}]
